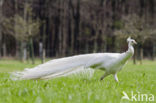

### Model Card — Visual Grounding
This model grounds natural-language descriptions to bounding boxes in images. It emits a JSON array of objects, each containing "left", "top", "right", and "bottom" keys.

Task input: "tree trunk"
[
  {"left": 140, "top": 47, "right": 143, "bottom": 64},
  {"left": 133, "top": 52, "right": 136, "bottom": 64},
  {"left": 71, "top": 0, "right": 80, "bottom": 54},
  {"left": 0, "top": 32, "right": 1, "bottom": 58},
  {"left": 103, "top": 37, "right": 107, "bottom": 52},
  {"left": 42, "top": 49, "right": 45, "bottom": 63},
  {"left": 22, "top": 42, "right": 27, "bottom": 62},
  {"left": 30, "top": 38, "right": 35, "bottom": 64},
  {"left": 94, "top": 39, "right": 98, "bottom": 53},
  {"left": 152, "top": 41, "right": 156, "bottom": 60},
  {"left": 26, "top": 45, "right": 30, "bottom": 64},
  {"left": 62, "top": 30, "right": 67, "bottom": 56},
  {"left": 2, "top": 43, "right": 6, "bottom": 57},
  {"left": 0, "top": 0, "right": 3, "bottom": 58},
  {"left": 133, "top": 46, "right": 137, "bottom": 64},
  {"left": 62, "top": 7, "right": 67, "bottom": 56},
  {"left": 15, "top": 0, "right": 19, "bottom": 59},
  {"left": 58, "top": 23, "right": 63, "bottom": 57},
  {"left": 71, "top": 22, "right": 74, "bottom": 55},
  {"left": 19, "top": 42, "right": 23, "bottom": 62},
  {"left": 39, "top": 42, "right": 45, "bottom": 63},
  {"left": 85, "top": 41, "right": 89, "bottom": 53},
  {"left": 15, "top": 41, "right": 20, "bottom": 59},
  {"left": 18, "top": 42, "right": 27, "bottom": 62}
]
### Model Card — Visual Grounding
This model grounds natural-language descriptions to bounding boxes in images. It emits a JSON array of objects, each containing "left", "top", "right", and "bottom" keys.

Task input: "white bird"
[{"left": 11, "top": 37, "right": 137, "bottom": 82}]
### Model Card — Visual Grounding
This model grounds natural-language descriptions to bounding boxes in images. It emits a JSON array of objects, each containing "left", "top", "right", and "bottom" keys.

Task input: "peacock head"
[{"left": 127, "top": 37, "right": 137, "bottom": 45}]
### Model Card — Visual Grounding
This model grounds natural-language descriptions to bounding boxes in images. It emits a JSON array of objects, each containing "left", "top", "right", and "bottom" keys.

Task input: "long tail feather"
[
  {"left": 11, "top": 54, "right": 97, "bottom": 80},
  {"left": 40, "top": 66, "right": 94, "bottom": 80}
]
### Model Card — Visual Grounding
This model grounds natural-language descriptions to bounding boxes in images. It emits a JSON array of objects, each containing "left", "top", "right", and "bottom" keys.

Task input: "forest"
[{"left": 0, "top": 0, "right": 156, "bottom": 64}]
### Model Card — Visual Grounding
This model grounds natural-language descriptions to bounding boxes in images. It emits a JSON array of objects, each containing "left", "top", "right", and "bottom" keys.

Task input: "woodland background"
[{"left": 0, "top": 0, "right": 156, "bottom": 64}]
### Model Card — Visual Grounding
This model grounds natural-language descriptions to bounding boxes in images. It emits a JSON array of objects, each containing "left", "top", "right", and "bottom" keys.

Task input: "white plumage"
[{"left": 12, "top": 37, "right": 137, "bottom": 82}]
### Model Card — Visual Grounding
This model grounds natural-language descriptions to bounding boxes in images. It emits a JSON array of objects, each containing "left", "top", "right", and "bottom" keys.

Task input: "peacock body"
[{"left": 12, "top": 37, "right": 137, "bottom": 82}]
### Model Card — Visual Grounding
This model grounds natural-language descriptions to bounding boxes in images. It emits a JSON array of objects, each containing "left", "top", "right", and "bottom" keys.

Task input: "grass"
[{"left": 0, "top": 59, "right": 155, "bottom": 103}]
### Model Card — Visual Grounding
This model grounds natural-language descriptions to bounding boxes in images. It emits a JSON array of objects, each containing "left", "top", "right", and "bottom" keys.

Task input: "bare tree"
[
  {"left": 0, "top": 0, "right": 3, "bottom": 58},
  {"left": 2, "top": 3, "right": 40, "bottom": 64},
  {"left": 115, "top": 14, "right": 156, "bottom": 64}
]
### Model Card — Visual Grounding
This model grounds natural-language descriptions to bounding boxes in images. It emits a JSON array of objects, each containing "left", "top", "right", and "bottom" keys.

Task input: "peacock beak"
[{"left": 134, "top": 41, "right": 137, "bottom": 45}]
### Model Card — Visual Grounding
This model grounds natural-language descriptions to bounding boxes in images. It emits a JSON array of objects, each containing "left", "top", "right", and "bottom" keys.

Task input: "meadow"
[{"left": 0, "top": 59, "right": 155, "bottom": 103}]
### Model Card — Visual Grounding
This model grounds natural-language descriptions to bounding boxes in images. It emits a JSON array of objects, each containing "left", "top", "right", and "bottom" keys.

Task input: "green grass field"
[{"left": 0, "top": 59, "right": 155, "bottom": 103}]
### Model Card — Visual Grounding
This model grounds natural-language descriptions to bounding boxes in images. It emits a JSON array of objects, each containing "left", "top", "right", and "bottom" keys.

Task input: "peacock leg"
[
  {"left": 100, "top": 72, "right": 109, "bottom": 80},
  {"left": 114, "top": 73, "right": 119, "bottom": 82}
]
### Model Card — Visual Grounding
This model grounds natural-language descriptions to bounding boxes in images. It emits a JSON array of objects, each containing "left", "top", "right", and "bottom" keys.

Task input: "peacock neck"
[
  {"left": 121, "top": 43, "right": 134, "bottom": 62},
  {"left": 127, "top": 43, "right": 134, "bottom": 55},
  {"left": 123, "top": 43, "right": 134, "bottom": 61}
]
